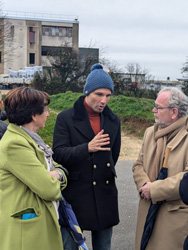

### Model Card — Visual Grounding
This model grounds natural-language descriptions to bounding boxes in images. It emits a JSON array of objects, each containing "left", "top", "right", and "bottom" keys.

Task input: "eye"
[{"left": 96, "top": 93, "right": 103, "bottom": 97}]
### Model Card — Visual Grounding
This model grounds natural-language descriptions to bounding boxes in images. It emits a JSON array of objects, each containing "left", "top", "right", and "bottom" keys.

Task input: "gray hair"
[{"left": 158, "top": 87, "right": 188, "bottom": 117}]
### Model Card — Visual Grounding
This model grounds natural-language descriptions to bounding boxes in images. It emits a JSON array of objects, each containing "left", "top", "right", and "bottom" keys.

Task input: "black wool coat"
[
  {"left": 0, "top": 110, "right": 7, "bottom": 121},
  {"left": 0, "top": 120, "right": 8, "bottom": 140},
  {"left": 53, "top": 96, "right": 121, "bottom": 231}
]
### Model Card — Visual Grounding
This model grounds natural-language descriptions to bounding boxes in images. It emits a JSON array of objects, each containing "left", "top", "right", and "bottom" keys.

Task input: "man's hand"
[
  {"left": 88, "top": 129, "right": 110, "bottom": 153},
  {"left": 139, "top": 182, "right": 151, "bottom": 200}
]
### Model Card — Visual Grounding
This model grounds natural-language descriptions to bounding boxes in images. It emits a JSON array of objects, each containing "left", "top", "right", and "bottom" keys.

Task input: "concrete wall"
[
  {"left": 4, "top": 19, "right": 28, "bottom": 73},
  {"left": 41, "top": 21, "right": 73, "bottom": 47},
  {"left": 0, "top": 16, "right": 79, "bottom": 74},
  {"left": 26, "top": 20, "right": 42, "bottom": 67}
]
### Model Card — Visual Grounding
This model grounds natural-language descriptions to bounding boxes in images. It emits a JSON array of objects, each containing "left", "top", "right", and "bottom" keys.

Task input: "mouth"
[{"left": 98, "top": 105, "right": 105, "bottom": 110}]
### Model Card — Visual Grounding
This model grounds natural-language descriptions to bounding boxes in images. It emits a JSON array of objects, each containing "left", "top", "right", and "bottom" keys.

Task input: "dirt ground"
[
  {"left": 119, "top": 133, "right": 142, "bottom": 160},
  {"left": 0, "top": 90, "right": 10, "bottom": 95}
]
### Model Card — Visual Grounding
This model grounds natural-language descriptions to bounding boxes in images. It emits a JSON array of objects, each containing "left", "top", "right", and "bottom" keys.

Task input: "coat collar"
[
  {"left": 72, "top": 95, "right": 116, "bottom": 140},
  {"left": 7, "top": 123, "right": 41, "bottom": 148},
  {"left": 72, "top": 95, "right": 116, "bottom": 121},
  {"left": 168, "top": 118, "right": 188, "bottom": 151},
  {"left": 7, "top": 123, "right": 47, "bottom": 168}
]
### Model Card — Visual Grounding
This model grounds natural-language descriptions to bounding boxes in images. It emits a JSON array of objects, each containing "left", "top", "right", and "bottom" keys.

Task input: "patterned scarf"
[
  {"left": 20, "top": 126, "right": 59, "bottom": 218},
  {"left": 20, "top": 126, "right": 54, "bottom": 171}
]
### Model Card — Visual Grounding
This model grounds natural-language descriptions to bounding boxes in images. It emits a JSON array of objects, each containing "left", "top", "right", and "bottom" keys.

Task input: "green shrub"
[
  {"left": 38, "top": 92, "right": 155, "bottom": 145},
  {"left": 38, "top": 112, "right": 57, "bottom": 148}
]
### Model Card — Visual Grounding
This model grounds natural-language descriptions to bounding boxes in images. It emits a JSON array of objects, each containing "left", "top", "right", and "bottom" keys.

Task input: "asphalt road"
[{"left": 84, "top": 160, "right": 139, "bottom": 250}]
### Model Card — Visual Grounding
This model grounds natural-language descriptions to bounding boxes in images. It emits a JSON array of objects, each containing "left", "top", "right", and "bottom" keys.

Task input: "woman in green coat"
[{"left": 0, "top": 87, "right": 67, "bottom": 250}]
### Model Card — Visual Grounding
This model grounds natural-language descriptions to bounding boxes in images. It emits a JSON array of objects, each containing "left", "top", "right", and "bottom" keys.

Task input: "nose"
[
  {"left": 101, "top": 96, "right": 108, "bottom": 104},
  {"left": 152, "top": 107, "right": 157, "bottom": 113},
  {"left": 45, "top": 109, "right": 50, "bottom": 117}
]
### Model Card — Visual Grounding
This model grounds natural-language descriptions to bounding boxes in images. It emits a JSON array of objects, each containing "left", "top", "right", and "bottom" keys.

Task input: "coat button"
[
  {"left": 106, "top": 180, "right": 109, "bottom": 184},
  {"left": 107, "top": 163, "right": 110, "bottom": 167},
  {"left": 93, "top": 165, "right": 97, "bottom": 169},
  {"left": 93, "top": 181, "right": 96, "bottom": 185}
]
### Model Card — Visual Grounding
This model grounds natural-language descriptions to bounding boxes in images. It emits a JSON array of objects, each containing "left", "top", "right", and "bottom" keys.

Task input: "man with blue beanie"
[{"left": 53, "top": 63, "right": 121, "bottom": 249}]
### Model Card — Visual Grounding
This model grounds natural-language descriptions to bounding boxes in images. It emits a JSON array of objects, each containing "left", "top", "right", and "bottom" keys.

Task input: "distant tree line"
[
  {"left": 181, "top": 57, "right": 188, "bottom": 96},
  {"left": 31, "top": 45, "right": 99, "bottom": 95},
  {"left": 31, "top": 46, "right": 158, "bottom": 99}
]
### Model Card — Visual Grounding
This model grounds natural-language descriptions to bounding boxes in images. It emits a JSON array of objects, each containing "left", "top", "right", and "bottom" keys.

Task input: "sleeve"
[
  {"left": 6, "top": 137, "right": 62, "bottom": 201},
  {"left": 52, "top": 112, "right": 90, "bottom": 166},
  {"left": 179, "top": 172, "right": 188, "bottom": 205},
  {"left": 0, "top": 110, "right": 7, "bottom": 121},
  {"left": 54, "top": 163, "right": 68, "bottom": 190},
  {"left": 111, "top": 117, "right": 121, "bottom": 166},
  {"left": 150, "top": 168, "right": 188, "bottom": 204},
  {"left": 0, "top": 121, "right": 8, "bottom": 139},
  {"left": 132, "top": 130, "right": 151, "bottom": 192}
]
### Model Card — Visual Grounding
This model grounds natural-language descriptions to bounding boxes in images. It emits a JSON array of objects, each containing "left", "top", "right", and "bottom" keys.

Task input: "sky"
[{"left": 2, "top": 0, "right": 188, "bottom": 80}]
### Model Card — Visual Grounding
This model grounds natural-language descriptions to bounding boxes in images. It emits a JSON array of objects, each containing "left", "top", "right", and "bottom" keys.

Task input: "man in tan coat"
[{"left": 133, "top": 87, "right": 188, "bottom": 250}]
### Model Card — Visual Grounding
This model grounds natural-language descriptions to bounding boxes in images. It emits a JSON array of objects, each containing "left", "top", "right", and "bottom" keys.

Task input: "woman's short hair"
[
  {"left": 158, "top": 87, "right": 188, "bottom": 117},
  {"left": 4, "top": 87, "right": 50, "bottom": 125}
]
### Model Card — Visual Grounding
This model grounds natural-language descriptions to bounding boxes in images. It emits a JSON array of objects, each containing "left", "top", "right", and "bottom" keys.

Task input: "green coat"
[{"left": 0, "top": 124, "right": 66, "bottom": 250}]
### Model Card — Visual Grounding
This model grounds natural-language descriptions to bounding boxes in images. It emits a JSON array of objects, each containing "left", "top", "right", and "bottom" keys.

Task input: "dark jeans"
[{"left": 61, "top": 226, "right": 113, "bottom": 250}]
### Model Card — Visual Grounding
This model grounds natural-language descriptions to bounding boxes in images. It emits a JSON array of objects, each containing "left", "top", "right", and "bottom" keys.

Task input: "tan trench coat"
[{"left": 133, "top": 124, "right": 188, "bottom": 250}]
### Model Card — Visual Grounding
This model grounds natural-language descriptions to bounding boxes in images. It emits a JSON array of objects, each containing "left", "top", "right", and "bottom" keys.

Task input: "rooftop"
[{"left": 0, "top": 10, "right": 79, "bottom": 23}]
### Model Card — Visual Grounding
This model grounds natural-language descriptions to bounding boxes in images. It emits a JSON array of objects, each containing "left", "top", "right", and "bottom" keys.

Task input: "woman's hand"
[{"left": 49, "top": 170, "right": 60, "bottom": 180}]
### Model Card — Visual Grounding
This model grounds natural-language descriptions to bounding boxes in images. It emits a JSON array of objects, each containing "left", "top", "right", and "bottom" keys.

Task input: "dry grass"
[
  {"left": 0, "top": 90, "right": 10, "bottom": 95},
  {"left": 119, "top": 132, "right": 142, "bottom": 160}
]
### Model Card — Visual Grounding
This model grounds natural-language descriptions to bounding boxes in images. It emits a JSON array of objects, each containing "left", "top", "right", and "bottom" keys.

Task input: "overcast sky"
[{"left": 2, "top": 0, "right": 188, "bottom": 80}]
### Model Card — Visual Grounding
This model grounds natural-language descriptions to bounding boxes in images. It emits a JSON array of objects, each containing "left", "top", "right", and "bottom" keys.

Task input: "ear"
[
  {"left": 171, "top": 107, "right": 179, "bottom": 120},
  {"left": 32, "top": 114, "right": 37, "bottom": 122}
]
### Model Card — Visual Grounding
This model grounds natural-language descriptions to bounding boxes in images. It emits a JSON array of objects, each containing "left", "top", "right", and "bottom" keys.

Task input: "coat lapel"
[
  {"left": 72, "top": 96, "right": 95, "bottom": 140},
  {"left": 168, "top": 126, "right": 188, "bottom": 151},
  {"left": 72, "top": 95, "right": 117, "bottom": 141},
  {"left": 8, "top": 124, "right": 48, "bottom": 169},
  {"left": 73, "top": 117, "right": 95, "bottom": 141}
]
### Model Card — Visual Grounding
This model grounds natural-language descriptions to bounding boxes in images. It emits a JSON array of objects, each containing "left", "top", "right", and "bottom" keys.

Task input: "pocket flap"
[
  {"left": 11, "top": 207, "right": 39, "bottom": 218},
  {"left": 167, "top": 204, "right": 180, "bottom": 212},
  {"left": 166, "top": 203, "right": 188, "bottom": 212}
]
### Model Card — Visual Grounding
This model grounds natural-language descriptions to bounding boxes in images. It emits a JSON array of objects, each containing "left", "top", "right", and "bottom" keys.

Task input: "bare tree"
[
  {"left": 32, "top": 43, "right": 99, "bottom": 94},
  {"left": 181, "top": 57, "right": 188, "bottom": 96},
  {"left": 181, "top": 57, "right": 188, "bottom": 78},
  {"left": 125, "top": 62, "right": 155, "bottom": 88},
  {"left": 125, "top": 62, "right": 143, "bottom": 75}
]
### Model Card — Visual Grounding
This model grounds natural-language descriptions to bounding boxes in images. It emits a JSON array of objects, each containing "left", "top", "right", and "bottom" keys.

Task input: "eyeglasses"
[{"left": 153, "top": 103, "right": 172, "bottom": 110}]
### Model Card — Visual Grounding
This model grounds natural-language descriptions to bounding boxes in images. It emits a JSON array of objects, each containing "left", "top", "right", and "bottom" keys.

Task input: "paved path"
[{"left": 84, "top": 160, "right": 139, "bottom": 250}]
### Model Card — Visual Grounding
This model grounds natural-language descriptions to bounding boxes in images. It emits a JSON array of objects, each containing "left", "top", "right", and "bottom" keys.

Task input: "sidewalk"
[{"left": 84, "top": 160, "right": 138, "bottom": 250}]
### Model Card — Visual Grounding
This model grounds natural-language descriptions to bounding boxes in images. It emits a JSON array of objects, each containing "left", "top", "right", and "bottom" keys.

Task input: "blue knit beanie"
[{"left": 83, "top": 64, "right": 114, "bottom": 96}]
